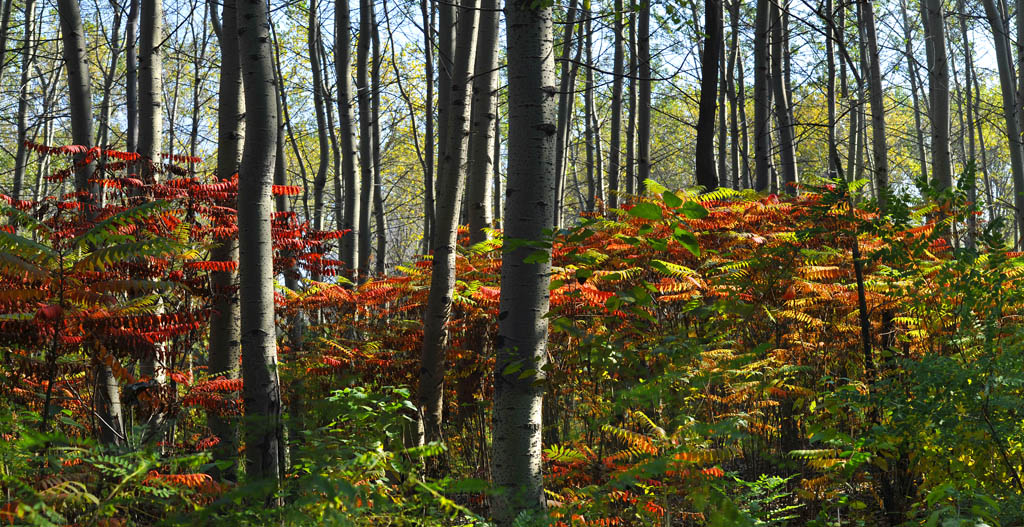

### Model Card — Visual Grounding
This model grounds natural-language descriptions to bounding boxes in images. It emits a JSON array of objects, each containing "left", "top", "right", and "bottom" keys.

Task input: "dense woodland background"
[{"left": 3, "top": 0, "right": 1024, "bottom": 525}]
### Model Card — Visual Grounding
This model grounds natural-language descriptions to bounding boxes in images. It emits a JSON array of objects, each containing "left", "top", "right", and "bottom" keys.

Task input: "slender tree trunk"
[
  {"left": 982, "top": 0, "right": 1024, "bottom": 232},
  {"left": 553, "top": 0, "right": 578, "bottom": 227},
  {"left": 309, "top": 0, "right": 330, "bottom": 233},
  {"left": 207, "top": 0, "right": 243, "bottom": 481},
  {"left": 737, "top": 38, "right": 750, "bottom": 188},
  {"left": 418, "top": 0, "right": 479, "bottom": 446},
  {"left": 0, "top": 0, "right": 13, "bottom": 87},
  {"left": 717, "top": 20, "right": 728, "bottom": 189},
  {"left": 58, "top": 0, "right": 119, "bottom": 445},
  {"left": 337, "top": 0, "right": 360, "bottom": 276},
  {"left": 753, "top": 0, "right": 771, "bottom": 191},
  {"left": 771, "top": 0, "right": 797, "bottom": 193},
  {"left": 608, "top": 0, "right": 624, "bottom": 207},
  {"left": 12, "top": 0, "right": 36, "bottom": 202},
  {"left": 959, "top": 0, "right": 977, "bottom": 247},
  {"left": 436, "top": 0, "right": 456, "bottom": 198},
  {"left": 356, "top": 0, "right": 375, "bottom": 278},
  {"left": 237, "top": 0, "right": 282, "bottom": 484},
  {"left": 637, "top": 2, "right": 651, "bottom": 192},
  {"left": 584, "top": 12, "right": 596, "bottom": 211},
  {"left": 493, "top": 110, "right": 502, "bottom": 226},
  {"left": 187, "top": 12, "right": 209, "bottom": 176},
  {"left": 825, "top": 0, "right": 836, "bottom": 175},
  {"left": 467, "top": 0, "right": 501, "bottom": 243},
  {"left": 626, "top": 9, "right": 637, "bottom": 195},
  {"left": 727, "top": 0, "right": 740, "bottom": 188},
  {"left": 859, "top": 0, "right": 889, "bottom": 208},
  {"left": 126, "top": 0, "right": 139, "bottom": 152},
  {"left": 900, "top": 0, "right": 928, "bottom": 183},
  {"left": 421, "top": 0, "right": 435, "bottom": 254},
  {"left": 923, "top": 0, "right": 951, "bottom": 191},
  {"left": 137, "top": 0, "right": 162, "bottom": 186},
  {"left": 371, "top": 6, "right": 386, "bottom": 275},
  {"left": 491, "top": 0, "right": 556, "bottom": 521},
  {"left": 694, "top": 0, "right": 722, "bottom": 190}
]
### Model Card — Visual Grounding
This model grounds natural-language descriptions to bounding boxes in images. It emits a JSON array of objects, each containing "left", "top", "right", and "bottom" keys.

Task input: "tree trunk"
[
  {"left": 371, "top": 6, "right": 386, "bottom": 275},
  {"left": 694, "top": 0, "right": 722, "bottom": 190},
  {"left": 356, "top": 0, "right": 374, "bottom": 278},
  {"left": 336, "top": 0, "right": 360, "bottom": 277},
  {"left": 352, "top": 12, "right": 374, "bottom": 275},
  {"left": 237, "top": 0, "right": 282, "bottom": 484},
  {"left": 584, "top": 13, "right": 596, "bottom": 211},
  {"left": 637, "top": 2, "right": 651, "bottom": 192},
  {"left": 309, "top": 0, "right": 330, "bottom": 233},
  {"left": 607, "top": 0, "right": 624, "bottom": 207},
  {"left": 12, "top": 0, "right": 36, "bottom": 202},
  {"left": 553, "top": 0, "right": 578, "bottom": 227},
  {"left": 626, "top": 9, "right": 637, "bottom": 195},
  {"left": 418, "top": 0, "right": 479, "bottom": 446},
  {"left": 467, "top": 0, "right": 501, "bottom": 244},
  {"left": 717, "top": 19, "right": 728, "bottom": 189},
  {"left": 137, "top": 0, "right": 162, "bottom": 186},
  {"left": 58, "top": 0, "right": 120, "bottom": 445},
  {"left": 923, "top": 0, "right": 951, "bottom": 191},
  {"left": 207, "top": 0, "right": 243, "bottom": 481},
  {"left": 0, "top": 0, "right": 13, "bottom": 88},
  {"left": 126, "top": 0, "right": 139, "bottom": 152},
  {"left": 980, "top": 0, "right": 1024, "bottom": 237},
  {"left": 899, "top": 0, "right": 927, "bottom": 183},
  {"left": 436, "top": 0, "right": 456, "bottom": 198},
  {"left": 859, "top": 0, "right": 889, "bottom": 208},
  {"left": 421, "top": 0, "right": 435, "bottom": 254},
  {"left": 824, "top": 0, "right": 836, "bottom": 176},
  {"left": 491, "top": 0, "right": 556, "bottom": 522},
  {"left": 753, "top": 0, "right": 771, "bottom": 191},
  {"left": 727, "top": 0, "right": 740, "bottom": 188},
  {"left": 771, "top": 0, "right": 797, "bottom": 193}
]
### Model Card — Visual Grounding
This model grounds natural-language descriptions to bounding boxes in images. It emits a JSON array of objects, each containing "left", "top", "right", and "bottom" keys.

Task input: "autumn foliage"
[{"left": 3, "top": 145, "right": 1024, "bottom": 525}]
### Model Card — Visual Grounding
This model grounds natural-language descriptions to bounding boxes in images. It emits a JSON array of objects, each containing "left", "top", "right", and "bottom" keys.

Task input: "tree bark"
[
  {"left": 237, "top": 0, "right": 282, "bottom": 484},
  {"left": 12, "top": 0, "right": 36, "bottom": 202},
  {"left": 467, "top": 0, "right": 501, "bottom": 244},
  {"left": 923, "top": 0, "right": 951, "bottom": 191},
  {"left": 137, "top": 0, "right": 162, "bottom": 186},
  {"left": 753, "top": 0, "right": 771, "bottom": 191},
  {"left": 356, "top": 0, "right": 374, "bottom": 278},
  {"left": 859, "top": 0, "right": 889, "bottom": 208},
  {"left": 899, "top": 0, "right": 927, "bottom": 183},
  {"left": 553, "top": 0, "right": 578, "bottom": 227},
  {"left": 0, "top": 0, "right": 13, "bottom": 88},
  {"left": 309, "top": 0, "right": 330, "bottom": 233},
  {"left": 980, "top": 0, "right": 1024, "bottom": 237},
  {"left": 418, "top": 0, "right": 479, "bottom": 446},
  {"left": 421, "top": 0, "right": 435, "bottom": 254},
  {"left": 126, "top": 0, "right": 139, "bottom": 152},
  {"left": 371, "top": 4, "right": 386, "bottom": 275},
  {"left": 607, "top": 0, "right": 624, "bottom": 207},
  {"left": 491, "top": 0, "right": 556, "bottom": 521},
  {"left": 637, "top": 2, "right": 651, "bottom": 192},
  {"left": 58, "top": 0, "right": 120, "bottom": 445},
  {"left": 336, "top": 0, "right": 360, "bottom": 277},
  {"left": 771, "top": 0, "right": 797, "bottom": 193},
  {"left": 626, "top": 9, "right": 637, "bottom": 195},
  {"left": 207, "top": 0, "right": 243, "bottom": 481},
  {"left": 694, "top": 0, "right": 722, "bottom": 190}
]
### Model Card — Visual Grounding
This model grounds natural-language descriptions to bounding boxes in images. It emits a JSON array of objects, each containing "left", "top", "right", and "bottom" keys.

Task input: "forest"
[{"left": 2, "top": 0, "right": 1024, "bottom": 525}]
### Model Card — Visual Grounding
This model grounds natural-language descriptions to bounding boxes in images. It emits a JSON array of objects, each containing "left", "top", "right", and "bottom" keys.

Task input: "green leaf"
[
  {"left": 680, "top": 201, "right": 709, "bottom": 219},
  {"left": 675, "top": 230, "right": 701, "bottom": 257},
  {"left": 662, "top": 191, "right": 682, "bottom": 208},
  {"left": 629, "top": 203, "right": 663, "bottom": 220}
]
